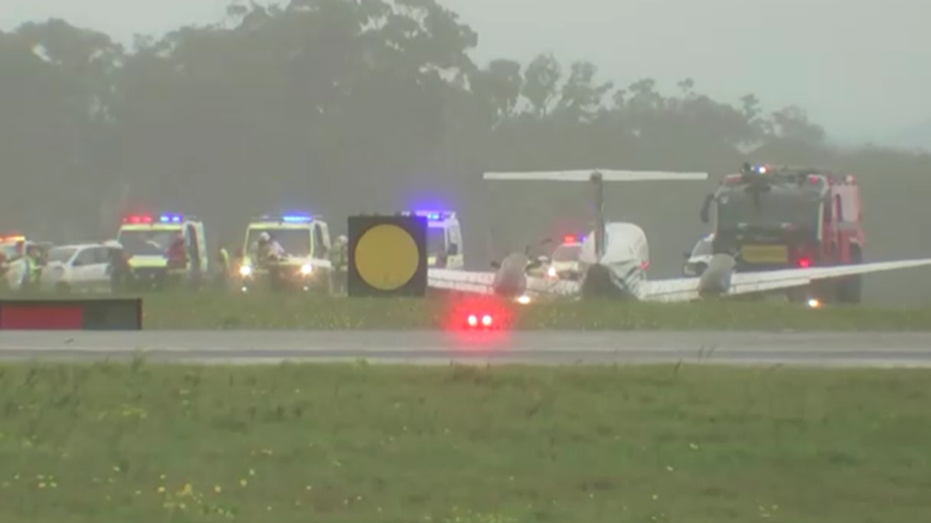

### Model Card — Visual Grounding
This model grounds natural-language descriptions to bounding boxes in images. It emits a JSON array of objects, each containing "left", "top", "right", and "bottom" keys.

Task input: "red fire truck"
[{"left": 700, "top": 163, "right": 865, "bottom": 304}]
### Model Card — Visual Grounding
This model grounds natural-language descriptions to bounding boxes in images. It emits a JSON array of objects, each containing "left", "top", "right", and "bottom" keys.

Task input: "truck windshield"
[
  {"left": 245, "top": 228, "right": 311, "bottom": 257},
  {"left": 716, "top": 189, "right": 820, "bottom": 230},
  {"left": 117, "top": 228, "right": 180, "bottom": 256},
  {"left": 427, "top": 227, "right": 446, "bottom": 255}
]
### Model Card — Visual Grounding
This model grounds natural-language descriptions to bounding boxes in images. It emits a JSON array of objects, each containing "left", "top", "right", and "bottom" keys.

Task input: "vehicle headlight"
[
  {"left": 239, "top": 265, "right": 252, "bottom": 276},
  {"left": 300, "top": 263, "right": 313, "bottom": 275},
  {"left": 547, "top": 267, "right": 557, "bottom": 278},
  {"left": 516, "top": 295, "right": 531, "bottom": 305}
]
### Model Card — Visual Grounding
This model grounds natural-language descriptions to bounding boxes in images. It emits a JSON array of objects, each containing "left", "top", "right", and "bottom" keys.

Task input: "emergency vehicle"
[
  {"left": 115, "top": 213, "right": 209, "bottom": 289},
  {"left": 238, "top": 214, "right": 332, "bottom": 292},
  {"left": 700, "top": 163, "right": 865, "bottom": 303},
  {"left": 2, "top": 236, "right": 54, "bottom": 291},
  {"left": 546, "top": 235, "right": 585, "bottom": 280},
  {"left": 401, "top": 210, "right": 464, "bottom": 269},
  {"left": 40, "top": 242, "right": 124, "bottom": 293},
  {"left": 0, "top": 235, "right": 27, "bottom": 259}
]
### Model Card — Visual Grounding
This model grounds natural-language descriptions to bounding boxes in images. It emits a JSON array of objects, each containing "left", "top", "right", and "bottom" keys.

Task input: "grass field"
[
  {"left": 139, "top": 292, "right": 931, "bottom": 330},
  {"left": 0, "top": 362, "right": 928, "bottom": 522},
  {"left": 4, "top": 290, "right": 931, "bottom": 330}
]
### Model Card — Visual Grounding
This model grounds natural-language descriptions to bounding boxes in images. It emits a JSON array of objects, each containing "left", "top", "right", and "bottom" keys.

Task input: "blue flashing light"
[
  {"left": 281, "top": 215, "right": 312, "bottom": 223},
  {"left": 159, "top": 214, "right": 183, "bottom": 223},
  {"left": 412, "top": 210, "right": 451, "bottom": 221}
]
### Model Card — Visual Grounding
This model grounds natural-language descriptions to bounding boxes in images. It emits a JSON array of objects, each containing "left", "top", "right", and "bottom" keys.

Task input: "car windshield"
[
  {"left": 427, "top": 227, "right": 446, "bottom": 255},
  {"left": 117, "top": 228, "right": 180, "bottom": 256},
  {"left": 716, "top": 188, "right": 820, "bottom": 230},
  {"left": 552, "top": 244, "right": 582, "bottom": 262},
  {"left": 245, "top": 228, "right": 311, "bottom": 257},
  {"left": 47, "top": 247, "right": 78, "bottom": 264},
  {"left": 0, "top": 244, "right": 16, "bottom": 257}
]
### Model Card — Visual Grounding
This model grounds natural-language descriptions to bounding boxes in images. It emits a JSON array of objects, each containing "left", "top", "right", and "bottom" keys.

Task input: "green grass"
[
  {"left": 142, "top": 292, "right": 931, "bottom": 330},
  {"left": 0, "top": 362, "right": 929, "bottom": 522},
  {"left": 4, "top": 290, "right": 931, "bottom": 329}
]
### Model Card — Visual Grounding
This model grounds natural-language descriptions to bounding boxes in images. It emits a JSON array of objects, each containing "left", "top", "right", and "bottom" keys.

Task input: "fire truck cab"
[{"left": 700, "top": 163, "right": 865, "bottom": 304}]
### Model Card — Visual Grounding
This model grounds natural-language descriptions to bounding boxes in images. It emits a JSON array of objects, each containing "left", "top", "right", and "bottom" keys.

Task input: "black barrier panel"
[
  {"left": 0, "top": 299, "right": 142, "bottom": 330},
  {"left": 347, "top": 215, "right": 427, "bottom": 297}
]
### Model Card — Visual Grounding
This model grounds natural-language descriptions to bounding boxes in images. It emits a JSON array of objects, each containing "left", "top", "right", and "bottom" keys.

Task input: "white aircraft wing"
[
  {"left": 427, "top": 269, "right": 581, "bottom": 299},
  {"left": 640, "top": 258, "right": 931, "bottom": 303},
  {"left": 526, "top": 276, "right": 582, "bottom": 297},
  {"left": 428, "top": 268, "right": 496, "bottom": 295}
]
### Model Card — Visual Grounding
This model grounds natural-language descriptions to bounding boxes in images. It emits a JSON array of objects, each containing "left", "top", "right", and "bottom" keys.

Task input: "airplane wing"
[
  {"left": 428, "top": 268, "right": 496, "bottom": 295},
  {"left": 428, "top": 268, "right": 580, "bottom": 299},
  {"left": 640, "top": 258, "right": 931, "bottom": 303}
]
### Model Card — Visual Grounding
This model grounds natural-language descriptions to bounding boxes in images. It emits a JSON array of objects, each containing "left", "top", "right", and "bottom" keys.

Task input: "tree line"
[{"left": 1, "top": 0, "right": 929, "bottom": 301}]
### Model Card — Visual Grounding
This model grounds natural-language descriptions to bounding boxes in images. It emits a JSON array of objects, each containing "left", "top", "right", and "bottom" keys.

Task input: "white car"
[
  {"left": 41, "top": 242, "right": 122, "bottom": 293},
  {"left": 682, "top": 234, "right": 714, "bottom": 276}
]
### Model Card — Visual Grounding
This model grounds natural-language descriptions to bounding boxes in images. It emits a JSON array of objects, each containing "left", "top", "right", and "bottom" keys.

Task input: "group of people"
[
  {"left": 0, "top": 241, "right": 46, "bottom": 292},
  {"left": 212, "top": 232, "right": 350, "bottom": 295}
]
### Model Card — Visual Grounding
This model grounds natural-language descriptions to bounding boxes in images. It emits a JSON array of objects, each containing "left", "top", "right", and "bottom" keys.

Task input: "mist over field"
[{"left": 2, "top": 0, "right": 930, "bottom": 303}]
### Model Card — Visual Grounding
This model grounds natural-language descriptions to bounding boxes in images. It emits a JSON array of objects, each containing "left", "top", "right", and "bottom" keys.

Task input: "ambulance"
[
  {"left": 402, "top": 210, "right": 464, "bottom": 269},
  {"left": 238, "top": 214, "right": 332, "bottom": 292},
  {"left": 115, "top": 213, "right": 209, "bottom": 289}
]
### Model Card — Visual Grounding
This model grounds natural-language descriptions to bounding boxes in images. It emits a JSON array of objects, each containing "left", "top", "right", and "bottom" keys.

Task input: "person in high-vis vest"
[
  {"left": 328, "top": 235, "right": 348, "bottom": 295},
  {"left": 20, "top": 245, "right": 42, "bottom": 293},
  {"left": 216, "top": 245, "right": 230, "bottom": 289},
  {"left": 0, "top": 251, "right": 9, "bottom": 291}
]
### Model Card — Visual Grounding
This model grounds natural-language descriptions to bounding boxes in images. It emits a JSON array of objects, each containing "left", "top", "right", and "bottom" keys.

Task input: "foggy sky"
[{"left": 2, "top": 0, "right": 929, "bottom": 142}]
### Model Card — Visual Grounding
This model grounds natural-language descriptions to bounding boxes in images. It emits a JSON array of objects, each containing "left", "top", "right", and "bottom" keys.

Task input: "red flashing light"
[
  {"left": 563, "top": 235, "right": 576, "bottom": 244},
  {"left": 808, "top": 175, "right": 819, "bottom": 184},
  {"left": 122, "top": 215, "right": 153, "bottom": 224},
  {"left": 466, "top": 313, "right": 493, "bottom": 329},
  {"left": 797, "top": 258, "right": 811, "bottom": 268}
]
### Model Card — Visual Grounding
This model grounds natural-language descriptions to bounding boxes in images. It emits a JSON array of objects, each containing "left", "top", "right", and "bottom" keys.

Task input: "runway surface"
[{"left": 0, "top": 330, "right": 930, "bottom": 367}]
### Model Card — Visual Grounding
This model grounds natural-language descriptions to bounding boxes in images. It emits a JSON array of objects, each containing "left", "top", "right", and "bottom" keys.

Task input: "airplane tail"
[{"left": 483, "top": 169, "right": 709, "bottom": 260}]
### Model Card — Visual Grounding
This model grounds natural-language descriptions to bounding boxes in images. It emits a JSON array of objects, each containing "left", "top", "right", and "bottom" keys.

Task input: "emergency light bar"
[
  {"left": 122, "top": 215, "right": 153, "bottom": 224},
  {"left": 254, "top": 214, "right": 316, "bottom": 223},
  {"left": 0, "top": 235, "right": 25, "bottom": 243},
  {"left": 123, "top": 214, "right": 188, "bottom": 224},
  {"left": 562, "top": 235, "right": 586, "bottom": 244},
  {"left": 409, "top": 210, "right": 455, "bottom": 221}
]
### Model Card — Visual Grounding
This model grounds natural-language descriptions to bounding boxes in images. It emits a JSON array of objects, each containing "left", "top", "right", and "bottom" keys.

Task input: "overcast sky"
[{"left": 2, "top": 0, "right": 928, "bottom": 142}]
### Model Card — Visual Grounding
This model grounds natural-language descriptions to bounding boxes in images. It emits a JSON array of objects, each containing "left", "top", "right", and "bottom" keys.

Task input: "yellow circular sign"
[{"left": 354, "top": 224, "right": 420, "bottom": 291}]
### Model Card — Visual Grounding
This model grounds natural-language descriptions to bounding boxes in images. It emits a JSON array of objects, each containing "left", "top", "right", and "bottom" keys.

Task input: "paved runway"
[{"left": 0, "top": 331, "right": 930, "bottom": 367}]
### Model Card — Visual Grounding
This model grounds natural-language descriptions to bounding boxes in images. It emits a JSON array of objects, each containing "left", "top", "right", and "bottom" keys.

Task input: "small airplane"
[{"left": 427, "top": 169, "right": 931, "bottom": 303}]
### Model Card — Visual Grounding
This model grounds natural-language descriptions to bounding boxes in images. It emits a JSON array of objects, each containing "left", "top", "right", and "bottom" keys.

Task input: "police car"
[
  {"left": 402, "top": 210, "right": 464, "bottom": 269},
  {"left": 682, "top": 233, "right": 714, "bottom": 276},
  {"left": 40, "top": 242, "right": 124, "bottom": 293},
  {"left": 545, "top": 235, "right": 585, "bottom": 280},
  {"left": 238, "top": 214, "right": 332, "bottom": 292},
  {"left": 115, "top": 213, "right": 210, "bottom": 288}
]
